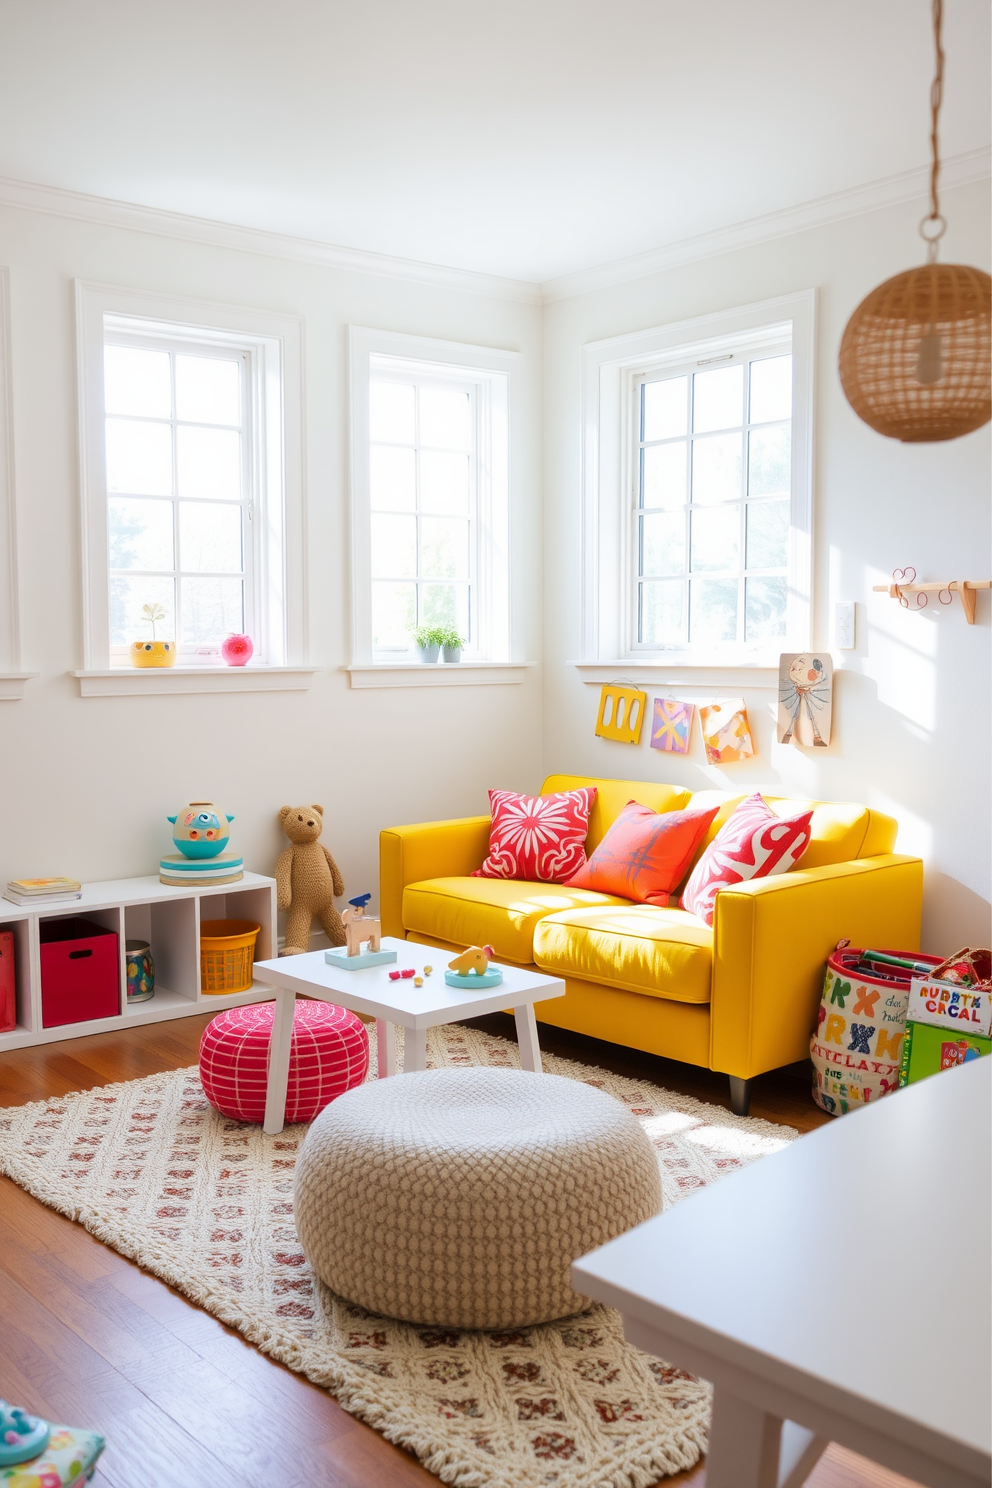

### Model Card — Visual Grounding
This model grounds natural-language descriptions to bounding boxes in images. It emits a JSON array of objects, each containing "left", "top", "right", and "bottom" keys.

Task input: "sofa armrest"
[
  {"left": 710, "top": 854, "right": 923, "bottom": 1080},
  {"left": 379, "top": 816, "right": 491, "bottom": 938}
]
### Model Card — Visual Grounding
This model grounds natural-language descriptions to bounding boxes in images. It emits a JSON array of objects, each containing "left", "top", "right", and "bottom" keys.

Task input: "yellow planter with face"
[{"left": 130, "top": 640, "right": 177, "bottom": 668}]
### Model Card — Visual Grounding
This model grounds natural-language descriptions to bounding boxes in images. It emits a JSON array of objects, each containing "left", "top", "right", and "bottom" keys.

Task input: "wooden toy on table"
[
  {"left": 445, "top": 944, "right": 503, "bottom": 989},
  {"left": 324, "top": 894, "right": 397, "bottom": 971}
]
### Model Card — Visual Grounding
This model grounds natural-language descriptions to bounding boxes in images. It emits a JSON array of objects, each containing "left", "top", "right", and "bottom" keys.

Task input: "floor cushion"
[
  {"left": 533, "top": 904, "right": 713, "bottom": 1004},
  {"left": 293, "top": 1067, "right": 662, "bottom": 1329},
  {"left": 199, "top": 1000, "right": 369, "bottom": 1123},
  {"left": 402, "top": 875, "right": 629, "bottom": 964}
]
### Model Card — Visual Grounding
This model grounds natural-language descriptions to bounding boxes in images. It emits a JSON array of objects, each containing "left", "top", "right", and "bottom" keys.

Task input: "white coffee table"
[
  {"left": 572, "top": 1058, "right": 991, "bottom": 1488},
  {"left": 252, "top": 936, "right": 565, "bottom": 1134}
]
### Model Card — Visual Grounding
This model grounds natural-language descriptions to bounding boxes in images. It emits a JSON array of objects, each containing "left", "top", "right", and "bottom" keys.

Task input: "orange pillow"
[{"left": 565, "top": 800, "right": 719, "bottom": 906}]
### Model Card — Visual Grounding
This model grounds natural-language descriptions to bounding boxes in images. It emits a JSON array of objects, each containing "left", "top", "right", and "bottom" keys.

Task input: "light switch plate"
[{"left": 835, "top": 601, "right": 856, "bottom": 650}]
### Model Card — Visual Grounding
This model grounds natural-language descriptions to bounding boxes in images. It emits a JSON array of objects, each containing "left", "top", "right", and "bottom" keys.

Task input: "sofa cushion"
[
  {"left": 683, "top": 792, "right": 888, "bottom": 874},
  {"left": 402, "top": 877, "right": 629, "bottom": 966},
  {"left": 541, "top": 775, "right": 692, "bottom": 853},
  {"left": 566, "top": 800, "right": 719, "bottom": 905},
  {"left": 533, "top": 905, "right": 713, "bottom": 1004}
]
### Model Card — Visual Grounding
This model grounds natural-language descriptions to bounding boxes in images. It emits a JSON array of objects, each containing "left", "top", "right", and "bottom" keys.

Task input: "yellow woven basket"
[{"left": 200, "top": 919, "right": 261, "bottom": 994}]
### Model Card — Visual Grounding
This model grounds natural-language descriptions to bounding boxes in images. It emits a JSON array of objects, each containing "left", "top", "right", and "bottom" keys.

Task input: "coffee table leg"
[
  {"left": 405, "top": 1025, "right": 427, "bottom": 1073},
  {"left": 514, "top": 1003, "right": 543, "bottom": 1073},
  {"left": 376, "top": 1018, "right": 398, "bottom": 1078},
  {"left": 705, "top": 1386, "right": 783, "bottom": 1488},
  {"left": 263, "top": 987, "right": 296, "bottom": 1136}
]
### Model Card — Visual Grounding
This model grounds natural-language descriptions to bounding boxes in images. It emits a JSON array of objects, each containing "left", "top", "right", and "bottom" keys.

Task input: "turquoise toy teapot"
[
  {"left": 0, "top": 1400, "right": 50, "bottom": 1466},
  {"left": 168, "top": 802, "right": 234, "bottom": 860}
]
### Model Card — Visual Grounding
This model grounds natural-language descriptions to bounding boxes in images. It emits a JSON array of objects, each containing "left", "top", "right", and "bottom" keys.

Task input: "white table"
[
  {"left": 253, "top": 936, "right": 564, "bottom": 1135},
  {"left": 573, "top": 1058, "right": 991, "bottom": 1488}
]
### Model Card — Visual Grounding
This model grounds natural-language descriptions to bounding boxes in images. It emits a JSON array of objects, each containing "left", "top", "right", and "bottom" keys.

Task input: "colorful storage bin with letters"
[
  {"left": 810, "top": 944, "right": 942, "bottom": 1115},
  {"left": 899, "top": 947, "right": 992, "bottom": 1087}
]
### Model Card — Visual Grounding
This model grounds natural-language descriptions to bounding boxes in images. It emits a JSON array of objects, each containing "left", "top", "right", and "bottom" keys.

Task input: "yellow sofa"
[{"left": 380, "top": 774, "right": 923, "bottom": 1114}]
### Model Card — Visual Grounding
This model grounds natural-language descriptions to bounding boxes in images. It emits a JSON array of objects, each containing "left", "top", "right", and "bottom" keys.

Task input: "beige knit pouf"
[{"left": 293, "top": 1066, "right": 662, "bottom": 1329}]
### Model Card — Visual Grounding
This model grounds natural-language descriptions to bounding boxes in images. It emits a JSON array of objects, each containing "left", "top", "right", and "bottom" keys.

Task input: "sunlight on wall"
[{"left": 865, "top": 570, "right": 937, "bottom": 733}]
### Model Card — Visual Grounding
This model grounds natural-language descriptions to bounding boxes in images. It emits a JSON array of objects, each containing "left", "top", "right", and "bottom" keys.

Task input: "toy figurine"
[
  {"left": 0, "top": 1400, "right": 50, "bottom": 1466},
  {"left": 342, "top": 893, "right": 383, "bottom": 957},
  {"left": 444, "top": 945, "right": 503, "bottom": 989}
]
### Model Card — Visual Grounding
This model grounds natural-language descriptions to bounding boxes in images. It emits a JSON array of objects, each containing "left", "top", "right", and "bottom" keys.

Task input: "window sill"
[
  {"left": 570, "top": 660, "right": 780, "bottom": 689},
  {"left": 72, "top": 667, "right": 319, "bottom": 698},
  {"left": 0, "top": 672, "right": 39, "bottom": 700},
  {"left": 344, "top": 662, "right": 533, "bottom": 689}
]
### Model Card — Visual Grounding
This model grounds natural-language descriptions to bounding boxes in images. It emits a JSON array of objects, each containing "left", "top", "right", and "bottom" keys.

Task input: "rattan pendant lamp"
[{"left": 839, "top": 0, "right": 991, "bottom": 442}]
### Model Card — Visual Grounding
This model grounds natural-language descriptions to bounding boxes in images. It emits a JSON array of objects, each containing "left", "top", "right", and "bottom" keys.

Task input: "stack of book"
[{"left": 4, "top": 877, "right": 82, "bottom": 906}]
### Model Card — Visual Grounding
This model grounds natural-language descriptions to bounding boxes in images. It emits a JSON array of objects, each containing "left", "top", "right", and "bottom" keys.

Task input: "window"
[
  {"left": 350, "top": 327, "right": 516, "bottom": 667},
  {"left": 582, "top": 292, "right": 814, "bottom": 668},
  {"left": 76, "top": 282, "right": 306, "bottom": 678}
]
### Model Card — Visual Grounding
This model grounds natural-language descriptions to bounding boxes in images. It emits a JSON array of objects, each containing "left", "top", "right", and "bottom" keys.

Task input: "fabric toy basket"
[
  {"left": 199, "top": 919, "right": 261, "bottom": 994},
  {"left": 811, "top": 943, "right": 942, "bottom": 1115}
]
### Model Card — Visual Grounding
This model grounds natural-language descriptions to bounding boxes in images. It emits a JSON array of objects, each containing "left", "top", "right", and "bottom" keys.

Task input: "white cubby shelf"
[{"left": 0, "top": 871, "right": 278, "bottom": 1052}]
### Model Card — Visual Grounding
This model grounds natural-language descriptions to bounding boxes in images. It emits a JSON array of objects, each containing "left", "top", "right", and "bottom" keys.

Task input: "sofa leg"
[{"left": 729, "top": 1076, "right": 753, "bottom": 1117}]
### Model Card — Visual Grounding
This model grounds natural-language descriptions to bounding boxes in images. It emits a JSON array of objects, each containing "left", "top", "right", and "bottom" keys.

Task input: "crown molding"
[
  {"left": 0, "top": 175, "right": 541, "bottom": 306},
  {"left": 541, "top": 147, "right": 992, "bottom": 303}
]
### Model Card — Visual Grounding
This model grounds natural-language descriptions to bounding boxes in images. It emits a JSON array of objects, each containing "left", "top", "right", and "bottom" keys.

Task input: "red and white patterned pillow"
[
  {"left": 473, "top": 787, "right": 597, "bottom": 883},
  {"left": 680, "top": 792, "right": 813, "bottom": 927}
]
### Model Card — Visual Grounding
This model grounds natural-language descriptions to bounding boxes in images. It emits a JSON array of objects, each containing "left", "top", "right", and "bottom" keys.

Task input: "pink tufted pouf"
[{"left": 199, "top": 1000, "right": 369, "bottom": 1124}]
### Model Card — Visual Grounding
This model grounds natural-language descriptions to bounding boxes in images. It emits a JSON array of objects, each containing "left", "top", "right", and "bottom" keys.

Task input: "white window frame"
[
  {"left": 348, "top": 326, "right": 516, "bottom": 670},
  {"left": 581, "top": 291, "right": 815, "bottom": 670},
  {"left": 75, "top": 281, "right": 309, "bottom": 688},
  {"left": 0, "top": 266, "right": 33, "bottom": 698}
]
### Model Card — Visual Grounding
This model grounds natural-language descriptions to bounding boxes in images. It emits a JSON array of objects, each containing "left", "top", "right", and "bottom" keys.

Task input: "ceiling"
[{"left": 0, "top": 0, "right": 988, "bottom": 284}]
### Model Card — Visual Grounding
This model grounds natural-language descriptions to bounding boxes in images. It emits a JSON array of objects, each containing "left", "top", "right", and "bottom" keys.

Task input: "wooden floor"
[{"left": 0, "top": 1013, "right": 922, "bottom": 1488}]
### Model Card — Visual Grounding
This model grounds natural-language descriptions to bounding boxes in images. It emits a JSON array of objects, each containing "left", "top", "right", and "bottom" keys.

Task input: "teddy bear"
[{"left": 275, "top": 805, "right": 347, "bottom": 955}]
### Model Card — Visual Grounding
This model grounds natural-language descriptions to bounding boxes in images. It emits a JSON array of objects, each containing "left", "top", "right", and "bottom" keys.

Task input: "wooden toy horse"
[{"left": 342, "top": 898, "right": 382, "bottom": 957}]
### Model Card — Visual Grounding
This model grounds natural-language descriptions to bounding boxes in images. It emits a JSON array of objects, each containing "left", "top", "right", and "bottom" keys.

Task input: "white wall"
[
  {"left": 542, "top": 179, "right": 991, "bottom": 953},
  {"left": 0, "top": 205, "right": 544, "bottom": 923}
]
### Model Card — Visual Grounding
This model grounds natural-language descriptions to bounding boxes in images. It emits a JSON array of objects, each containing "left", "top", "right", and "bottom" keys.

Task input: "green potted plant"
[
  {"left": 411, "top": 624, "right": 446, "bottom": 663},
  {"left": 439, "top": 626, "right": 464, "bottom": 663}
]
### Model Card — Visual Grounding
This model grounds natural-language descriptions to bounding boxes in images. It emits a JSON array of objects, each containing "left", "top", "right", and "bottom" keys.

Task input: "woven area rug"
[{"left": 0, "top": 1025, "right": 797, "bottom": 1488}]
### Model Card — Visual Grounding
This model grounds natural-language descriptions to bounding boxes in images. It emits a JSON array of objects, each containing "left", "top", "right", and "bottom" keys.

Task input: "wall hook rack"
[{"left": 873, "top": 568, "right": 990, "bottom": 625}]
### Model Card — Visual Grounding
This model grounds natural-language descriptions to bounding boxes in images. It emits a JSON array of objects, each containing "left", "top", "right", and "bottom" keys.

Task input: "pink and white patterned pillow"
[
  {"left": 680, "top": 793, "right": 812, "bottom": 927},
  {"left": 473, "top": 787, "right": 597, "bottom": 883}
]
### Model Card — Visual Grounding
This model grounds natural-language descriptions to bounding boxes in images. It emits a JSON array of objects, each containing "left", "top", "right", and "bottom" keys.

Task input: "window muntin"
[
  {"left": 368, "top": 363, "right": 480, "bottom": 655},
  {"left": 103, "top": 338, "right": 254, "bottom": 662},
  {"left": 634, "top": 347, "right": 793, "bottom": 653}
]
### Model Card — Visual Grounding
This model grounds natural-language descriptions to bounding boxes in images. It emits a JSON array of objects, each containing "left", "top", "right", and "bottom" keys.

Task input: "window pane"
[
  {"left": 109, "top": 574, "right": 175, "bottom": 647},
  {"left": 745, "top": 576, "right": 788, "bottom": 641},
  {"left": 421, "top": 517, "right": 469, "bottom": 580},
  {"left": 693, "top": 364, "right": 743, "bottom": 433},
  {"left": 419, "top": 386, "right": 471, "bottom": 449},
  {"left": 640, "top": 511, "right": 684, "bottom": 577},
  {"left": 104, "top": 347, "right": 171, "bottom": 419},
  {"left": 370, "top": 381, "right": 415, "bottom": 444},
  {"left": 748, "top": 424, "right": 791, "bottom": 496},
  {"left": 689, "top": 577, "right": 738, "bottom": 642},
  {"left": 691, "top": 433, "right": 741, "bottom": 505},
  {"left": 180, "top": 576, "right": 243, "bottom": 644},
  {"left": 177, "top": 426, "right": 241, "bottom": 501},
  {"left": 420, "top": 583, "right": 469, "bottom": 636},
  {"left": 643, "top": 377, "right": 687, "bottom": 441},
  {"left": 370, "top": 446, "right": 416, "bottom": 511},
  {"left": 749, "top": 355, "right": 792, "bottom": 424},
  {"left": 108, "top": 496, "right": 174, "bottom": 571},
  {"left": 106, "top": 418, "right": 172, "bottom": 495},
  {"left": 179, "top": 501, "right": 243, "bottom": 574},
  {"left": 420, "top": 450, "right": 469, "bottom": 515},
  {"left": 639, "top": 580, "right": 684, "bottom": 645},
  {"left": 691, "top": 505, "right": 739, "bottom": 572},
  {"left": 175, "top": 355, "right": 241, "bottom": 426},
  {"left": 372, "top": 581, "right": 416, "bottom": 648},
  {"left": 746, "top": 499, "right": 789, "bottom": 569},
  {"left": 371, "top": 513, "right": 416, "bottom": 579},
  {"left": 642, "top": 442, "right": 686, "bottom": 510}
]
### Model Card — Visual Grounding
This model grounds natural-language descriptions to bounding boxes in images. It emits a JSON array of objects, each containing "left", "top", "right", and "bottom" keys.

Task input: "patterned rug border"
[{"left": 0, "top": 1033, "right": 797, "bottom": 1487}]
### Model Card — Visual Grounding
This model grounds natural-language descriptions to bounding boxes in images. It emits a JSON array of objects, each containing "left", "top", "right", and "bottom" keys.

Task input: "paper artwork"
[
  {"left": 699, "top": 699, "right": 754, "bottom": 764},
  {"left": 595, "top": 683, "right": 647, "bottom": 744},
  {"left": 777, "top": 653, "right": 833, "bottom": 748},
  {"left": 650, "top": 697, "right": 694, "bottom": 754}
]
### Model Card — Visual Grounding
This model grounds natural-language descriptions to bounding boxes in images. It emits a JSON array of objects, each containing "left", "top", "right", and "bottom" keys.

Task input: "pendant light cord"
[{"left": 921, "top": 0, "right": 947, "bottom": 260}]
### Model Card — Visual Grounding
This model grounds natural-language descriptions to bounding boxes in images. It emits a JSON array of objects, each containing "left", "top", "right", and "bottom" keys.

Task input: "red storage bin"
[
  {"left": 40, "top": 917, "right": 120, "bottom": 1028},
  {"left": 0, "top": 930, "right": 14, "bottom": 1032}
]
